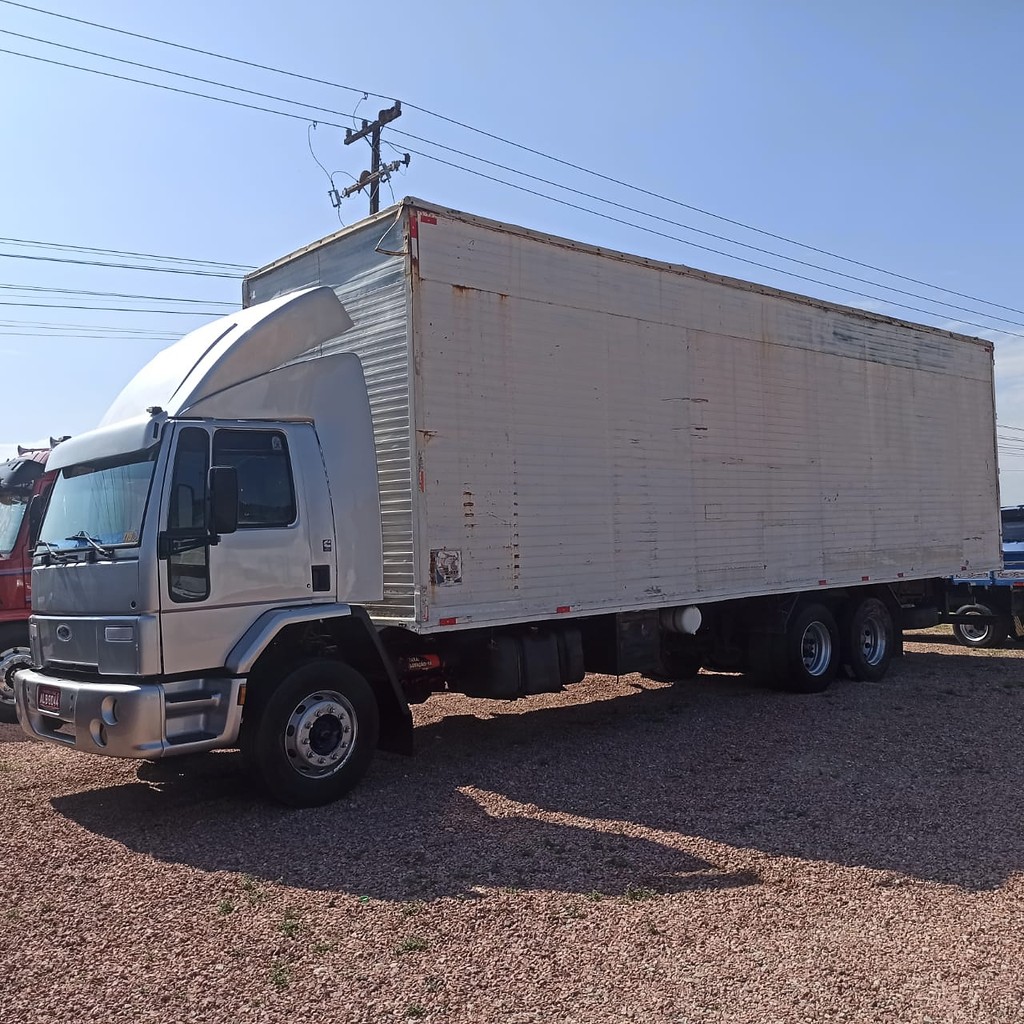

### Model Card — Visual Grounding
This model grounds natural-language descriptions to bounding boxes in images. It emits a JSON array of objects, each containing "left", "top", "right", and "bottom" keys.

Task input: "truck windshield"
[
  {"left": 0, "top": 494, "right": 27, "bottom": 557},
  {"left": 39, "top": 448, "right": 158, "bottom": 551},
  {"left": 1001, "top": 515, "right": 1024, "bottom": 545}
]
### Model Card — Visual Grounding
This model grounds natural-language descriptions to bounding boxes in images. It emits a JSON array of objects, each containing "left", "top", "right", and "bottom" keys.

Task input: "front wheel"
[
  {"left": 241, "top": 659, "right": 380, "bottom": 807},
  {"left": 0, "top": 624, "right": 31, "bottom": 724},
  {"left": 951, "top": 604, "right": 1008, "bottom": 649}
]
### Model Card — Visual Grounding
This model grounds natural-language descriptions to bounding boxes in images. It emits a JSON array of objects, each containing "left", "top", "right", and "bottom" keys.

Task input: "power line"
[
  {"left": 2, "top": 0, "right": 1014, "bottom": 321},
  {"left": 0, "top": 45, "right": 338, "bottom": 130},
  {"left": 0, "top": 283, "right": 235, "bottom": 305},
  {"left": 12, "top": 26, "right": 1023, "bottom": 329},
  {"left": 0, "top": 331, "right": 179, "bottom": 342},
  {"left": 0, "top": 318, "right": 175, "bottom": 333},
  {"left": 0, "top": 0, "right": 381, "bottom": 100},
  {"left": 8, "top": 19, "right": 1011, "bottom": 325},
  {"left": 2, "top": 18, "right": 1018, "bottom": 336},
  {"left": 400, "top": 101, "right": 1024, "bottom": 320},
  {"left": 2, "top": 44, "right": 1014, "bottom": 338},
  {"left": 0, "top": 248, "right": 243, "bottom": 278},
  {"left": 0, "top": 317, "right": 181, "bottom": 341},
  {"left": 0, "top": 235, "right": 249, "bottom": 270},
  {"left": 0, "top": 28, "right": 354, "bottom": 129},
  {"left": 390, "top": 129, "right": 1024, "bottom": 329},
  {"left": 395, "top": 144, "right": 1024, "bottom": 341},
  {"left": 0, "top": 301, "right": 230, "bottom": 315}
]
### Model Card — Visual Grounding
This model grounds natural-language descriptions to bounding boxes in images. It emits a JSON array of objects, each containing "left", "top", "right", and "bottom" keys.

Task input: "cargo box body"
[{"left": 245, "top": 199, "right": 1000, "bottom": 633}]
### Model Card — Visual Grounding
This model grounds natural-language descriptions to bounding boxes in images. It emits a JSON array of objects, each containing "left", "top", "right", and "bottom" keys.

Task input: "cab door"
[
  {"left": 0, "top": 495, "right": 30, "bottom": 619},
  {"left": 0, "top": 458, "right": 42, "bottom": 619},
  {"left": 158, "top": 422, "right": 326, "bottom": 676}
]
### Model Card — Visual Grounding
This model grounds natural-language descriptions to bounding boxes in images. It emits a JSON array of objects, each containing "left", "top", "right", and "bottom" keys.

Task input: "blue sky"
[{"left": 2, "top": 1, "right": 1022, "bottom": 497}]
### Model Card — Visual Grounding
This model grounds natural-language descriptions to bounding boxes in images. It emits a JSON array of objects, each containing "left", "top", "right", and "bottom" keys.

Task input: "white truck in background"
[{"left": 14, "top": 199, "right": 1001, "bottom": 805}]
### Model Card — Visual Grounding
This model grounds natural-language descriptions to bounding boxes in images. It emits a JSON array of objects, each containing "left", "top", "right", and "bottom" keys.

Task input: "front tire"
[
  {"left": 0, "top": 624, "right": 31, "bottom": 724},
  {"left": 952, "top": 604, "right": 1008, "bottom": 649},
  {"left": 241, "top": 659, "right": 380, "bottom": 807}
]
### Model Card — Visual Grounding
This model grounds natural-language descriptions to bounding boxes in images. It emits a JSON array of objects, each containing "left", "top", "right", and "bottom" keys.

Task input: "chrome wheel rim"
[
  {"left": 859, "top": 613, "right": 887, "bottom": 667},
  {"left": 283, "top": 690, "right": 357, "bottom": 778},
  {"left": 959, "top": 617, "right": 990, "bottom": 643},
  {"left": 0, "top": 645, "right": 30, "bottom": 707},
  {"left": 800, "top": 622, "right": 833, "bottom": 677}
]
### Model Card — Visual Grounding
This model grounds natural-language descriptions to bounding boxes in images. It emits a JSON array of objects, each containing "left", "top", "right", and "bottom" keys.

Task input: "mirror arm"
[{"left": 157, "top": 530, "right": 210, "bottom": 559}]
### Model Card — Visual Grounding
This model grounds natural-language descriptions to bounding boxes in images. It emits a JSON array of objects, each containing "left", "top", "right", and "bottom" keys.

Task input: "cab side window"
[{"left": 212, "top": 429, "right": 296, "bottom": 528}]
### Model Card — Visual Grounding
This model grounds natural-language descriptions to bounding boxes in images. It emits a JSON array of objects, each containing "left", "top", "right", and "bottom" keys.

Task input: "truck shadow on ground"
[
  {"left": 50, "top": 648, "right": 1024, "bottom": 899},
  {"left": 0, "top": 721, "right": 31, "bottom": 743}
]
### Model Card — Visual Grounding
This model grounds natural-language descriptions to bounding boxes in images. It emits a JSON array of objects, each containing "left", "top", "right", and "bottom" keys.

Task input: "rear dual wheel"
[
  {"left": 840, "top": 596, "right": 895, "bottom": 682},
  {"left": 757, "top": 596, "right": 895, "bottom": 693},
  {"left": 776, "top": 603, "right": 840, "bottom": 693}
]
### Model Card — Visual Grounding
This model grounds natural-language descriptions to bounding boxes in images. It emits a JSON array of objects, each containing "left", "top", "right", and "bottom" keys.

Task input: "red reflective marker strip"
[{"left": 439, "top": 617, "right": 457, "bottom": 626}]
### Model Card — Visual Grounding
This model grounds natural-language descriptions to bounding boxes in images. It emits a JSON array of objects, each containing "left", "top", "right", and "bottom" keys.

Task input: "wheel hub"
[
  {"left": 0, "top": 645, "right": 30, "bottom": 707},
  {"left": 800, "top": 622, "right": 833, "bottom": 677},
  {"left": 959, "top": 616, "right": 989, "bottom": 642},
  {"left": 283, "top": 690, "right": 357, "bottom": 778},
  {"left": 858, "top": 614, "right": 886, "bottom": 667}
]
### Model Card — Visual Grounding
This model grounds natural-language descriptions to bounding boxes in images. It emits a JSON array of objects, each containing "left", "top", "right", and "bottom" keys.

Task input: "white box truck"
[{"left": 14, "top": 199, "right": 1000, "bottom": 805}]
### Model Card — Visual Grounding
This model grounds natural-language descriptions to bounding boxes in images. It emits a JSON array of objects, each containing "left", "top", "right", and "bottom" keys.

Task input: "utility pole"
[{"left": 342, "top": 100, "right": 409, "bottom": 215}]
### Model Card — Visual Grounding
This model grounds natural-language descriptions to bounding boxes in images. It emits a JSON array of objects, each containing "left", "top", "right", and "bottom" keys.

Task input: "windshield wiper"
[
  {"left": 35, "top": 540, "right": 77, "bottom": 564},
  {"left": 66, "top": 530, "right": 116, "bottom": 559}
]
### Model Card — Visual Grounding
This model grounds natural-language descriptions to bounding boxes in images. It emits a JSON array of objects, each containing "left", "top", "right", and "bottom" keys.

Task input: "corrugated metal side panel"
[
  {"left": 410, "top": 212, "right": 998, "bottom": 628},
  {"left": 244, "top": 219, "right": 416, "bottom": 623}
]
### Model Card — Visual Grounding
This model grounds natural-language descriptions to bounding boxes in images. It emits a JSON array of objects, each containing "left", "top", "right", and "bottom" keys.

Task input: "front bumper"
[{"left": 14, "top": 667, "right": 244, "bottom": 759}]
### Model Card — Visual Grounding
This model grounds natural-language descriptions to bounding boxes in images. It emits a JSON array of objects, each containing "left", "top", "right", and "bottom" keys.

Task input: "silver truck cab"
[{"left": 14, "top": 287, "right": 406, "bottom": 804}]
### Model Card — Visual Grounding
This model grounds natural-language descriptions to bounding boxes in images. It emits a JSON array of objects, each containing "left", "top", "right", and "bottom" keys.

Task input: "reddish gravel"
[{"left": 2, "top": 629, "right": 1024, "bottom": 1023}]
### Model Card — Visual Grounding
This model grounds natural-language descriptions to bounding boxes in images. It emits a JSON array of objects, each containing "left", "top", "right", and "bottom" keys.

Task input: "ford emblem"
[{"left": 56, "top": 624, "right": 73, "bottom": 643}]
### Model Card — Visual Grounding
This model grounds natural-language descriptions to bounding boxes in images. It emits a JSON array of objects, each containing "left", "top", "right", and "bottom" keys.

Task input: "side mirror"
[
  {"left": 27, "top": 493, "right": 43, "bottom": 549},
  {"left": 208, "top": 465, "right": 238, "bottom": 536}
]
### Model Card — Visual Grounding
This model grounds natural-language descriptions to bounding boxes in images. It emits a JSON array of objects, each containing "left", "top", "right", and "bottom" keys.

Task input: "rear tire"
[
  {"left": 0, "top": 624, "right": 31, "bottom": 724},
  {"left": 775, "top": 603, "right": 840, "bottom": 693},
  {"left": 841, "top": 596, "right": 895, "bottom": 682},
  {"left": 952, "top": 604, "right": 1008, "bottom": 649},
  {"left": 241, "top": 659, "right": 380, "bottom": 807}
]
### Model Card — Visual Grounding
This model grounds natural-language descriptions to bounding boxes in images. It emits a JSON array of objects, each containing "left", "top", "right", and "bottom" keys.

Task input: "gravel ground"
[{"left": 2, "top": 629, "right": 1024, "bottom": 1023}]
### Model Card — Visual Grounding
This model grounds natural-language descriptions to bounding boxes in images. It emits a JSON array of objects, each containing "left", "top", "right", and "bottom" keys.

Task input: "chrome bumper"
[{"left": 13, "top": 667, "right": 244, "bottom": 759}]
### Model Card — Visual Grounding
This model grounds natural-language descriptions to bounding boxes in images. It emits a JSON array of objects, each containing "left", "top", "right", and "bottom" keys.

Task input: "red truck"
[{"left": 0, "top": 442, "right": 62, "bottom": 721}]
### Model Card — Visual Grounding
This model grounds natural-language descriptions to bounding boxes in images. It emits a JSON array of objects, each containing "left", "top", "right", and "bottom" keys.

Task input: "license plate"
[{"left": 36, "top": 685, "right": 61, "bottom": 714}]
